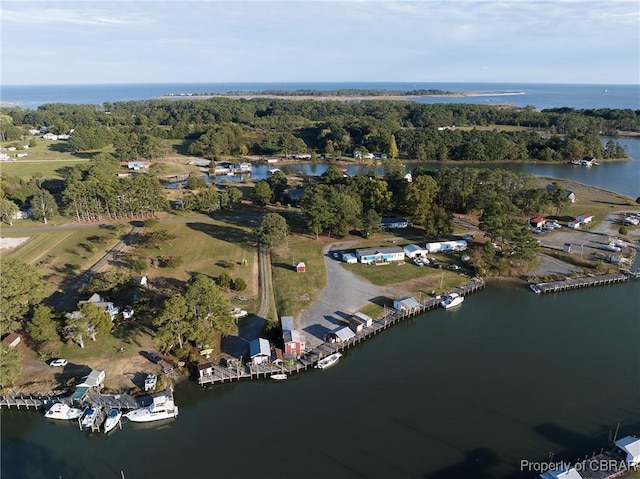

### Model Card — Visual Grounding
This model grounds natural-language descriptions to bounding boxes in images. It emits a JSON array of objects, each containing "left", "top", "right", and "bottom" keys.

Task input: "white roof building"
[
  {"left": 403, "top": 244, "right": 426, "bottom": 258},
  {"left": 615, "top": 436, "right": 640, "bottom": 466},
  {"left": 249, "top": 338, "right": 271, "bottom": 364},
  {"left": 539, "top": 465, "right": 582, "bottom": 479},
  {"left": 332, "top": 326, "right": 356, "bottom": 342},
  {"left": 393, "top": 296, "right": 422, "bottom": 312},
  {"left": 78, "top": 369, "right": 105, "bottom": 388}
]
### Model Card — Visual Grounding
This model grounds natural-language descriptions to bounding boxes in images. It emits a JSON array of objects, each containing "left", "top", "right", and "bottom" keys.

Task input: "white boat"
[
  {"left": 316, "top": 352, "right": 342, "bottom": 369},
  {"left": 80, "top": 407, "right": 100, "bottom": 429},
  {"left": 103, "top": 408, "right": 122, "bottom": 433},
  {"left": 126, "top": 394, "right": 179, "bottom": 423},
  {"left": 440, "top": 293, "right": 465, "bottom": 309},
  {"left": 44, "top": 402, "right": 84, "bottom": 420},
  {"left": 270, "top": 373, "right": 287, "bottom": 380}
]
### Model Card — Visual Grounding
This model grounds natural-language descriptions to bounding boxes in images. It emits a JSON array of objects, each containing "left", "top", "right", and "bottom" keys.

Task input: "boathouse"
[
  {"left": 197, "top": 362, "right": 213, "bottom": 379},
  {"left": 325, "top": 326, "right": 356, "bottom": 344},
  {"left": 283, "top": 330, "right": 306, "bottom": 358},
  {"left": 2, "top": 332, "right": 21, "bottom": 348},
  {"left": 270, "top": 348, "right": 283, "bottom": 365},
  {"left": 615, "top": 436, "right": 640, "bottom": 466},
  {"left": 249, "top": 338, "right": 271, "bottom": 365},
  {"left": 393, "top": 296, "right": 421, "bottom": 312},
  {"left": 78, "top": 369, "right": 105, "bottom": 388}
]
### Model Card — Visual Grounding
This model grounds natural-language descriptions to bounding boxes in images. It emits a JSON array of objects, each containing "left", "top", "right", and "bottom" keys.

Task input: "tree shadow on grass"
[{"left": 186, "top": 221, "right": 256, "bottom": 247}]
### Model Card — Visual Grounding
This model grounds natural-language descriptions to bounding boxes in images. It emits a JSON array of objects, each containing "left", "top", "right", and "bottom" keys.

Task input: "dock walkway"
[
  {"left": 530, "top": 272, "right": 629, "bottom": 294},
  {"left": 198, "top": 280, "right": 485, "bottom": 386}
]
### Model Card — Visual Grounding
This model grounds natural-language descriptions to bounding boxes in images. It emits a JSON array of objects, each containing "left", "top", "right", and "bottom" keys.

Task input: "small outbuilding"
[
  {"left": 576, "top": 213, "right": 594, "bottom": 224},
  {"left": 78, "top": 369, "right": 106, "bottom": 388},
  {"left": 2, "top": 332, "right": 21, "bottom": 348},
  {"left": 249, "top": 338, "right": 271, "bottom": 365},
  {"left": 393, "top": 296, "right": 421, "bottom": 312},
  {"left": 403, "top": 244, "right": 426, "bottom": 259},
  {"left": 283, "top": 329, "right": 306, "bottom": 358},
  {"left": 325, "top": 326, "right": 356, "bottom": 344},
  {"left": 296, "top": 262, "right": 306, "bottom": 273},
  {"left": 615, "top": 436, "right": 640, "bottom": 466},
  {"left": 342, "top": 253, "right": 358, "bottom": 264},
  {"left": 197, "top": 362, "right": 213, "bottom": 378},
  {"left": 530, "top": 217, "right": 545, "bottom": 229}
]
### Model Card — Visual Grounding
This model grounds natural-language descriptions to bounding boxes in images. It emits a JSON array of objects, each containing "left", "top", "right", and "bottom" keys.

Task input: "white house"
[
  {"left": 393, "top": 296, "right": 421, "bottom": 312},
  {"left": 425, "top": 240, "right": 467, "bottom": 254},
  {"left": 127, "top": 161, "right": 150, "bottom": 171},
  {"left": 403, "top": 244, "right": 426, "bottom": 259},
  {"left": 529, "top": 217, "right": 545, "bottom": 229},
  {"left": 615, "top": 436, "right": 640, "bottom": 466},
  {"left": 249, "top": 338, "right": 271, "bottom": 365},
  {"left": 79, "top": 293, "right": 120, "bottom": 320},
  {"left": 78, "top": 369, "right": 105, "bottom": 388},
  {"left": 576, "top": 213, "right": 594, "bottom": 224}
]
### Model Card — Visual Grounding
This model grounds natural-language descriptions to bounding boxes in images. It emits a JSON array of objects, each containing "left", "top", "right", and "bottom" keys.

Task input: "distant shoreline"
[{"left": 153, "top": 91, "right": 527, "bottom": 102}]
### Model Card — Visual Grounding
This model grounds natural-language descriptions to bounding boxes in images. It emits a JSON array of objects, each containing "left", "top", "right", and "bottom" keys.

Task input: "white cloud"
[{"left": 0, "top": 5, "right": 150, "bottom": 26}]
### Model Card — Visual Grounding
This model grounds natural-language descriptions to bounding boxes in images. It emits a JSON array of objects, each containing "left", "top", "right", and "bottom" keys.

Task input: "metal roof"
[
  {"left": 333, "top": 326, "right": 356, "bottom": 341},
  {"left": 249, "top": 338, "right": 270, "bottom": 358},
  {"left": 616, "top": 436, "right": 640, "bottom": 459},
  {"left": 395, "top": 296, "right": 421, "bottom": 309},
  {"left": 281, "top": 316, "right": 295, "bottom": 331}
]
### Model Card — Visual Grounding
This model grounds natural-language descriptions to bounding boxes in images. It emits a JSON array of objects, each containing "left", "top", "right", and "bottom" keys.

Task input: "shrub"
[
  {"left": 131, "top": 257, "right": 148, "bottom": 273},
  {"left": 619, "top": 225, "right": 629, "bottom": 235},
  {"left": 161, "top": 256, "right": 184, "bottom": 268},
  {"left": 232, "top": 277, "right": 247, "bottom": 291},
  {"left": 143, "top": 218, "right": 159, "bottom": 228},
  {"left": 218, "top": 271, "right": 232, "bottom": 290}
]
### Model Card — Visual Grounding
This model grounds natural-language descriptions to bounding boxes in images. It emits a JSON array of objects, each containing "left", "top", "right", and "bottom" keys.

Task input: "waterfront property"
[
  {"left": 77, "top": 369, "right": 105, "bottom": 389},
  {"left": 326, "top": 326, "right": 356, "bottom": 344}
]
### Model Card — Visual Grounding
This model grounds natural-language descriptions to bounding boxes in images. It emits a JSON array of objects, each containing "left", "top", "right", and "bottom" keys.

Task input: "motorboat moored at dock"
[
  {"left": 440, "top": 293, "right": 464, "bottom": 309},
  {"left": 103, "top": 408, "right": 122, "bottom": 433},
  {"left": 125, "top": 394, "right": 178, "bottom": 423},
  {"left": 44, "top": 403, "right": 84, "bottom": 420},
  {"left": 316, "top": 352, "right": 342, "bottom": 369}
]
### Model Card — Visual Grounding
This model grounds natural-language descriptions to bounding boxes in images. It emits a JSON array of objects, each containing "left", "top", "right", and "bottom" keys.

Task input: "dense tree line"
[{"left": 2, "top": 99, "right": 635, "bottom": 162}]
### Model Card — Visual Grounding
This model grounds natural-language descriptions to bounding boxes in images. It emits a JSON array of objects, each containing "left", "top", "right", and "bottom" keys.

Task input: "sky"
[{"left": 1, "top": 0, "right": 639, "bottom": 85}]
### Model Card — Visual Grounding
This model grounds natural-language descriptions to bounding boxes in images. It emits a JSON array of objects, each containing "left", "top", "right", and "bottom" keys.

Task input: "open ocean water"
[{"left": 1, "top": 82, "right": 639, "bottom": 110}]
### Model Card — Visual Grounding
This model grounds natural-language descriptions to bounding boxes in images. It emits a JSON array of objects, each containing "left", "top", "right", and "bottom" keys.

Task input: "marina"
[{"left": 198, "top": 280, "right": 485, "bottom": 385}]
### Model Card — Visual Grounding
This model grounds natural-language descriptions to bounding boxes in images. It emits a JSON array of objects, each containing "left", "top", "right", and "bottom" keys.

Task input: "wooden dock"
[
  {"left": 530, "top": 273, "right": 629, "bottom": 294},
  {"left": 1, "top": 391, "right": 144, "bottom": 413},
  {"left": 198, "top": 280, "right": 485, "bottom": 386}
]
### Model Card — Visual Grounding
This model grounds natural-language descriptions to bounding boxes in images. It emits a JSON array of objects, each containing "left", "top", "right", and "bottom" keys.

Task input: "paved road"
[{"left": 298, "top": 241, "right": 402, "bottom": 348}]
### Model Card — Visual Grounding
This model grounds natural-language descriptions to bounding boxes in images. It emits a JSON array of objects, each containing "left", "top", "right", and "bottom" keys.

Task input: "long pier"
[
  {"left": 530, "top": 272, "right": 630, "bottom": 294},
  {"left": 198, "top": 280, "right": 485, "bottom": 386},
  {"left": 1, "top": 391, "right": 146, "bottom": 412}
]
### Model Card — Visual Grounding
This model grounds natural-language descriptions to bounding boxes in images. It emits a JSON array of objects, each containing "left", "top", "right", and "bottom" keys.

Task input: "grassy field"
[
  {"left": 2, "top": 226, "right": 124, "bottom": 285},
  {"left": 128, "top": 219, "right": 260, "bottom": 301},
  {"left": 270, "top": 235, "right": 327, "bottom": 318}
]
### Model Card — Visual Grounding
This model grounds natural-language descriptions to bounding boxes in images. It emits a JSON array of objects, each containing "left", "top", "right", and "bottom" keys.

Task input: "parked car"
[
  {"left": 448, "top": 264, "right": 461, "bottom": 270},
  {"left": 49, "top": 358, "right": 68, "bottom": 367},
  {"left": 430, "top": 258, "right": 441, "bottom": 268},
  {"left": 413, "top": 258, "right": 424, "bottom": 266},
  {"left": 147, "top": 352, "right": 162, "bottom": 364}
]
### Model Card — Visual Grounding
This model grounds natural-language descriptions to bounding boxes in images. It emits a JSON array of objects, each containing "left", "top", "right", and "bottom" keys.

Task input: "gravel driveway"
[{"left": 298, "top": 242, "right": 401, "bottom": 348}]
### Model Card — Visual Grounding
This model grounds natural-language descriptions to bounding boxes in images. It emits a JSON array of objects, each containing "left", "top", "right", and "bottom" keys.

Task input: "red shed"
[{"left": 296, "top": 262, "right": 306, "bottom": 273}]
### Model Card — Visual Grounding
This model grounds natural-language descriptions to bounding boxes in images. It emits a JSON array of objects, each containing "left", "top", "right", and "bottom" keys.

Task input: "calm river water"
[
  {"left": 2, "top": 281, "right": 639, "bottom": 479},
  {"left": 215, "top": 138, "right": 640, "bottom": 198}
]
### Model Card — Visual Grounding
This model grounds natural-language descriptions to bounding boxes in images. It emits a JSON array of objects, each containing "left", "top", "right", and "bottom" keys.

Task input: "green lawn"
[
  {"left": 2, "top": 226, "right": 123, "bottom": 280},
  {"left": 130, "top": 219, "right": 259, "bottom": 299},
  {"left": 271, "top": 236, "right": 327, "bottom": 318}
]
